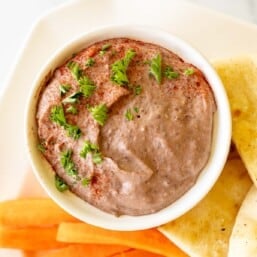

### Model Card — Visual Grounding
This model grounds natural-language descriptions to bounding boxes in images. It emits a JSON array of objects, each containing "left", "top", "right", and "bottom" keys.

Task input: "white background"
[{"left": 0, "top": 0, "right": 257, "bottom": 93}]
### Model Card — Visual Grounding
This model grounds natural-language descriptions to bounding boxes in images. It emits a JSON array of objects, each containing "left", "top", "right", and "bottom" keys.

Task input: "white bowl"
[{"left": 25, "top": 25, "right": 231, "bottom": 231}]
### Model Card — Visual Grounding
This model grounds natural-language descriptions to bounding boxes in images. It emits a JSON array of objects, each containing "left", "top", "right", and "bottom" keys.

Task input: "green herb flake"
[
  {"left": 67, "top": 61, "right": 82, "bottom": 80},
  {"left": 111, "top": 49, "right": 136, "bottom": 86},
  {"left": 80, "top": 140, "right": 99, "bottom": 158},
  {"left": 37, "top": 143, "right": 46, "bottom": 153},
  {"left": 133, "top": 107, "right": 139, "bottom": 113},
  {"left": 50, "top": 105, "right": 81, "bottom": 140},
  {"left": 81, "top": 177, "right": 91, "bottom": 187},
  {"left": 59, "top": 84, "right": 71, "bottom": 95},
  {"left": 125, "top": 108, "right": 134, "bottom": 121},
  {"left": 67, "top": 60, "right": 97, "bottom": 99},
  {"left": 60, "top": 149, "right": 78, "bottom": 177},
  {"left": 80, "top": 140, "right": 103, "bottom": 164},
  {"left": 66, "top": 105, "right": 78, "bottom": 114},
  {"left": 143, "top": 60, "right": 151, "bottom": 65},
  {"left": 78, "top": 76, "right": 96, "bottom": 98},
  {"left": 133, "top": 85, "right": 142, "bottom": 95},
  {"left": 184, "top": 68, "right": 195, "bottom": 76},
  {"left": 99, "top": 43, "right": 112, "bottom": 56},
  {"left": 102, "top": 43, "right": 112, "bottom": 51},
  {"left": 65, "top": 124, "right": 81, "bottom": 140},
  {"left": 88, "top": 104, "right": 108, "bottom": 126},
  {"left": 55, "top": 174, "right": 69, "bottom": 192},
  {"left": 164, "top": 66, "right": 179, "bottom": 79},
  {"left": 62, "top": 92, "right": 82, "bottom": 104},
  {"left": 50, "top": 105, "right": 67, "bottom": 127},
  {"left": 92, "top": 152, "right": 103, "bottom": 164},
  {"left": 85, "top": 58, "right": 95, "bottom": 67},
  {"left": 149, "top": 53, "right": 162, "bottom": 84}
]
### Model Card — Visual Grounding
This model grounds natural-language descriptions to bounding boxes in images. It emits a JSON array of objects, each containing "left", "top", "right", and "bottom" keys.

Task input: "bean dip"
[{"left": 36, "top": 38, "right": 216, "bottom": 216}]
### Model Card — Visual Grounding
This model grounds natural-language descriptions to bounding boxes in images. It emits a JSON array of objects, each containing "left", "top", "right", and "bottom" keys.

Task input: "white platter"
[{"left": 1, "top": 0, "right": 257, "bottom": 255}]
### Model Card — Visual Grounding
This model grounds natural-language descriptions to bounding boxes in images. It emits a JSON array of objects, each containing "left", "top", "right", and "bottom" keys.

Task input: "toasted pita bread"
[
  {"left": 214, "top": 57, "right": 257, "bottom": 187},
  {"left": 228, "top": 185, "right": 257, "bottom": 257},
  {"left": 159, "top": 155, "right": 252, "bottom": 257}
]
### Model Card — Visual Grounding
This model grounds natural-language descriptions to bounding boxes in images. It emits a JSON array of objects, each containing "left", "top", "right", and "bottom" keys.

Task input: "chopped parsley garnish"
[
  {"left": 67, "top": 61, "right": 82, "bottom": 80},
  {"left": 81, "top": 177, "right": 91, "bottom": 187},
  {"left": 66, "top": 105, "right": 78, "bottom": 114},
  {"left": 125, "top": 108, "right": 134, "bottom": 121},
  {"left": 55, "top": 174, "right": 69, "bottom": 192},
  {"left": 92, "top": 152, "right": 103, "bottom": 164},
  {"left": 59, "top": 84, "right": 71, "bottom": 95},
  {"left": 65, "top": 124, "right": 81, "bottom": 140},
  {"left": 62, "top": 92, "right": 82, "bottom": 104},
  {"left": 50, "top": 105, "right": 81, "bottom": 139},
  {"left": 111, "top": 49, "right": 136, "bottom": 86},
  {"left": 133, "top": 107, "right": 139, "bottom": 113},
  {"left": 80, "top": 140, "right": 103, "bottom": 164},
  {"left": 99, "top": 43, "right": 111, "bottom": 56},
  {"left": 60, "top": 149, "right": 78, "bottom": 177},
  {"left": 85, "top": 58, "right": 95, "bottom": 67},
  {"left": 67, "top": 61, "right": 96, "bottom": 98},
  {"left": 149, "top": 53, "right": 162, "bottom": 84},
  {"left": 50, "top": 105, "right": 66, "bottom": 126},
  {"left": 133, "top": 85, "right": 142, "bottom": 95},
  {"left": 88, "top": 103, "right": 108, "bottom": 126},
  {"left": 184, "top": 68, "right": 195, "bottom": 76},
  {"left": 164, "top": 66, "right": 179, "bottom": 79},
  {"left": 37, "top": 143, "right": 46, "bottom": 153},
  {"left": 78, "top": 76, "right": 96, "bottom": 98},
  {"left": 80, "top": 140, "right": 98, "bottom": 157}
]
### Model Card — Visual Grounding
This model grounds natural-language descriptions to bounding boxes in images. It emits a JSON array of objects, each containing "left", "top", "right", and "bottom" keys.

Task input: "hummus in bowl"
[{"left": 25, "top": 25, "right": 231, "bottom": 230}]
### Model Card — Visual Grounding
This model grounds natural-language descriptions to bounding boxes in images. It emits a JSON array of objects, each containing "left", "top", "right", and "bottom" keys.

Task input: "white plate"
[{"left": 1, "top": 0, "right": 257, "bottom": 255}]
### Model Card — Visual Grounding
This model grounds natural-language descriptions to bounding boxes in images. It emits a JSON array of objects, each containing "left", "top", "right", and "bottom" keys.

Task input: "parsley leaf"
[
  {"left": 125, "top": 108, "right": 134, "bottom": 121},
  {"left": 59, "top": 84, "right": 71, "bottom": 95},
  {"left": 92, "top": 152, "right": 103, "bottom": 164},
  {"left": 37, "top": 143, "right": 46, "bottom": 153},
  {"left": 111, "top": 49, "right": 136, "bottom": 86},
  {"left": 67, "top": 61, "right": 96, "bottom": 98},
  {"left": 50, "top": 105, "right": 66, "bottom": 126},
  {"left": 184, "top": 68, "right": 195, "bottom": 76},
  {"left": 80, "top": 140, "right": 103, "bottom": 164},
  {"left": 164, "top": 66, "right": 179, "bottom": 79},
  {"left": 99, "top": 43, "right": 111, "bottom": 56},
  {"left": 50, "top": 105, "right": 81, "bottom": 140},
  {"left": 88, "top": 104, "right": 108, "bottom": 126},
  {"left": 85, "top": 58, "right": 95, "bottom": 67},
  {"left": 60, "top": 149, "right": 78, "bottom": 177},
  {"left": 81, "top": 177, "right": 91, "bottom": 187},
  {"left": 133, "top": 85, "right": 142, "bottom": 95},
  {"left": 149, "top": 53, "right": 162, "bottom": 84},
  {"left": 133, "top": 107, "right": 139, "bottom": 113},
  {"left": 67, "top": 61, "right": 82, "bottom": 80},
  {"left": 80, "top": 140, "right": 99, "bottom": 158},
  {"left": 78, "top": 76, "right": 96, "bottom": 98},
  {"left": 66, "top": 105, "right": 78, "bottom": 114},
  {"left": 62, "top": 92, "right": 82, "bottom": 104},
  {"left": 55, "top": 174, "right": 69, "bottom": 192},
  {"left": 65, "top": 124, "right": 81, "bottom": 140}
]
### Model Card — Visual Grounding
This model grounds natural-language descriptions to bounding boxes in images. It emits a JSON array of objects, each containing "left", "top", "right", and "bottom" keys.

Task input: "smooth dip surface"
[{"left": 36, "top": 38, "right": 216, "bottom": 216}]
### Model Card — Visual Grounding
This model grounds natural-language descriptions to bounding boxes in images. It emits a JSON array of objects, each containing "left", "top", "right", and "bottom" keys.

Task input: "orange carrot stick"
[
  {"left": 0, "top": 198, "right": 78, "bottom": 228},
  {"left": 0, "top": 225, "right": 66, "bottom": 250},
  {"left": 23, "top": 244, "right": 131, "bottom": 257},
  {"left": 22, "top": 245, "right": 164, "bottom": 257},
  {"left": 57, "top": 222, "right": 187, "bottom": 257},
  {"left": 22, "top": 250, "right": 49, "bottom": 257},
  {"left": 115, "top": 249, "right": 164, "bottom": 257}
]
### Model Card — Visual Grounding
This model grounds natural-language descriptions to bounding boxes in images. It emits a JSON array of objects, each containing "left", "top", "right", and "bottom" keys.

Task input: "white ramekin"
[{"left": 25, "top": 25, "right": 231, "bottom": 231}]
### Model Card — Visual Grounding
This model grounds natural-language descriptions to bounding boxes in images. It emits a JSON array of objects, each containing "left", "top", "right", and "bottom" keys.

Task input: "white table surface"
[{"left": 0, "top": 0, "right": 257, "bottom": 94}]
